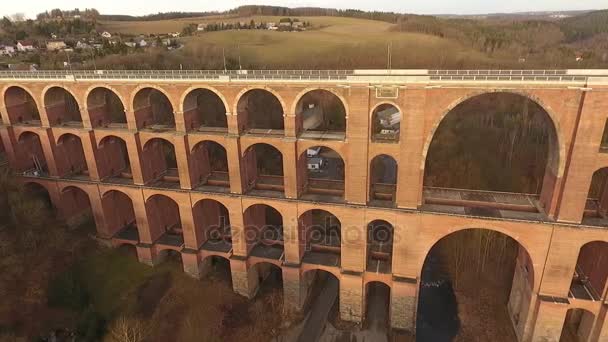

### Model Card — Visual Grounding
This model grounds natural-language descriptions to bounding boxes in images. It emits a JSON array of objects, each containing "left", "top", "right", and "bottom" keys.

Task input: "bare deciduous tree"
[{"left": 106, "top": 316, "right": 149, "bottom": 342}]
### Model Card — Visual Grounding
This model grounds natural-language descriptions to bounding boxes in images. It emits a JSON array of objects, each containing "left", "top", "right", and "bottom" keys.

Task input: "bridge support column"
[
  {"left": 135, "top": 243, "right": 161, "bottom": 266},
  {"left": 282, "top": 138, "right": 298, "bottom": 199},
  {"left": 391, "top": 277, "right": 418, "bottom": 332},
  {"left": 340, "top": 271, "right": 364, "bottom": 323},
  {"left": 181, "top": 249, "right": 204, "bottom": 279},
  {"left": 230, "top": 256, "right": 256, "bottom": 298},
  {"left": 174, "top": 133, "right": 192, "bottom": 189},
  {"left": 530, "top": 296, "right": 569, "bottom": 342},
  {"left": 226, "top": 135, "right": 244, "bottom": 194},
  {"left": 282, "top": 263, "right": 305, "bottom": 315}
]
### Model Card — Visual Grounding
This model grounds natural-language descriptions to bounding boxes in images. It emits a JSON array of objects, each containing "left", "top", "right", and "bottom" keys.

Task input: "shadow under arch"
[{"left": 417, "top": 227, "right": 534, "bottom": 342}]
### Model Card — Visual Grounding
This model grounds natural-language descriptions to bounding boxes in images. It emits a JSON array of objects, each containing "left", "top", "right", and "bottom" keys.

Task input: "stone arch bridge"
[{"left": 1, "top": 69, "right": 608, "bottom": 341}]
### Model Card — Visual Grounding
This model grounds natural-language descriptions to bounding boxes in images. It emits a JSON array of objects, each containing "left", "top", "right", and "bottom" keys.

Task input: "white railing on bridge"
[{"left": 0, "top": 69, "right": 604, "bottom": 83}]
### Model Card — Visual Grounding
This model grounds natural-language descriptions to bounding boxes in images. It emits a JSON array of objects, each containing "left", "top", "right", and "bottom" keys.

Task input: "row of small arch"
[{"left": 2, "top": 84, "right": 360, "bottom": 123}]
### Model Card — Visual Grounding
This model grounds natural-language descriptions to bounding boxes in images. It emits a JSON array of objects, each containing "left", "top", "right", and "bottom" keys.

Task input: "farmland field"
[{"left": 98, "top": 15, "right": 506, "bottom": 69}]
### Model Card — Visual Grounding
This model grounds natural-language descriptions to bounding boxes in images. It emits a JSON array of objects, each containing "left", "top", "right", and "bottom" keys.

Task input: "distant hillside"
[{"left": 560, "top": 9, "right": 608, "bottom": 42}]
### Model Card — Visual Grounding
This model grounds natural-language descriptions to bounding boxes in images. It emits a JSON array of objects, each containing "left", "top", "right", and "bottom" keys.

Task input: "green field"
[{"left": 98, "top": 15, "right": 504, "bottom": 69}]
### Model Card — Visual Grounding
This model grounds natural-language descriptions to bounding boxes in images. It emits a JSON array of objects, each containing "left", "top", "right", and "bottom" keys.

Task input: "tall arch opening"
[
  {"left": 202, "top": 255, "right": 232, "bottom": 285},
  {"left": 301, "top": 269, "right": 340, "bottom": 327},
  {"left": 295, "top": 89, "right": 346, "bottom": 140},
  {"left": 244, "top": 204, "right": 284, "bottom": 259},
  {"left": 87, "top": 87, "right": 126, "bottom": 128},
  {"left": 97, "top": 136, "right": 132, "bottom": 183},
  {"left": 559, "top": 309, "right": 596, "bottom": 342},
  {"left": 298, "top": 146, "right": 345, "bottom": 202},
  {"left": 56, "top": 134, "right": 88, "bottom": 179},
  {"left": 369, "top": 155, "right": 397, "bottom": 207},
  {"left": 24, "top": 182, "right": 54, "bottom": 213},
  {"left": 423, "top": 92, "right": 559, "bottom": 220},
  {"left": 569, "top": 241, "right": 608, "bottom": 301},
  {"left": 366, "top": 220, "right": 393, "bottom": 273},
  {"left": 300, "top": 209, "right": 341, "bottom": 267},
  {"left": 248, "top": 262, "right": 284, "bottom": 305},
  {"left": 44, "top": 87, "right": 82, "bottom": 126},
  {"left": 60, "top": 186, "right": 94, "bottom": 228},
  {"left": 102, "top": 190, "right": 137, "bottom": 242},
  {"left": 190, "top": 141, "right": 229, "bottom": 191},
  {"left": 582, "top": 168, "right": 608, "bottom": 227},
  {"left": 237, "top": 89, "right": 284, "bottom": 134},
  {"left": 193, "top": 199, "right": 231, "bottom": 252},
  {"left": 183, "top": 89, "right": 228, "bottom": 132},
  {"left": 141, "top": 138, "right": 179, "bottom": 188},
  {"left": 133, "top": 88, "right": 175, "bottom": 130},
  {"left": 364, "top": 281, "right": 391, "bottom": 330},
  {"left": 146, "top": 194, "right": 183, "bottom": 248},
  {"left": 242, "top": 143, "right": 284, "bottom": 196},
  {"left": 417, "top": 228, "right": 534, "bottom": 341},
  {"left": 371, "top": 103, "right": 401, "bottom": 142},
  {"left": 4, "top": 86, "right": 40, "bottom": 125},
  {"left": 17, "top": 132, "right": 48, "bottom": 175}
]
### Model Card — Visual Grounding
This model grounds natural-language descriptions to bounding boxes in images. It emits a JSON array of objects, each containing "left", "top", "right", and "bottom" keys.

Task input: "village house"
[
  {"left": 101, "top": 31, "right": 112, "bottom": 39},
  {"left": 0, "top": 45, "right": 16, "bottom": 56},
  {"left": 46, "top": 40, "right": 67, "bottom": 51},
  {"left": 197, "top": 23, "right": 207, "bottom": 31},
  {"left": 16, "top": 40, "right": 36, "bottom": 52}
]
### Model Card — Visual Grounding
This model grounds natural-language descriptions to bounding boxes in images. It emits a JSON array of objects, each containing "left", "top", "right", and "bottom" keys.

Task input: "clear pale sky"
[{"left": 1, "top": 0, "right": 605, "bottom": 19}]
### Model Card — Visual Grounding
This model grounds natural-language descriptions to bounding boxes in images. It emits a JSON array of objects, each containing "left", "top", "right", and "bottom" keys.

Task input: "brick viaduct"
[{"left": 1, "top": 69, "right": 608, "bottom": 341}]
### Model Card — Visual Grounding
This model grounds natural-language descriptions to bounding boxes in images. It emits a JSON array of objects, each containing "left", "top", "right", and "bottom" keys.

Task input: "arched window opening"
[
  {"left": 371, "top": 104, "right": 401, "bottom": 142},
  {"left": 98, "top": 136, "right": 132, "bottom": 183},
  {"left": 364, "top": 282, "right": 391, "bottom": 329},
  {"left": 559, "top": 309, "right": 595, "bottom": 342},
  {"left": 158, "top": 249, "right": 183, "bottom": 267},
  {"left": 423, "top": 93, "right": 558, "bottom": 220},
  {"left": 183, "top": 89, "right": 228, "bottom": 132},
  {"left": 194, "top": 199, "right": 231, "bottom": 253},
  {"left": 17, "top": 132, "right": 48, "bottom": 175},
  {"left": 102, "top": 190, "right": 137, "bottom": 242},
  {"left": 244, "top": 204, "right": 284, "bottom": 259},
  {"left": 300, "top": 209, "right": 341, "bottom": 267},
  {"left": 87, "top": 87, "right": 126, "bottom": 128},
  {"left": 237, "top": 89, "right": 284, "bottom": 135},
  {"left": 242, "top": 143, "right": 284, "bottom": 196},
  {"left": 146, "top": 194, "right": 183, "bottom": 248},
  {"left": 296, "top": 89, "right": 346, "bottom": 140},
  {"left": 4, "top": 86, "right": 40, "bottom": 125},
  {"left": 44, "top": 87, "right": 82, "bottom": 126},
  {"left": 298, "top": 146, "right": 344, "bottom": 202},
  {"left": 569, "top": 241, "right": 608, "bottom": 301},
  {"left": 582, "top": 168, "right": 608, "bottom": 227},
  {"left": 191, "top": 141, "right": 229, "bottom": 191},
  {"left": 133, "top": 88, "right": 175, "bottom": 130},
  {"left": 142, "top": 138, "right": 179, "bottom": 188},
  {"left": 417, "top": 229, "right": 534, "bottom": 341},
  {"left": 369, "top": 155, "right": 398, "bottom": 207},
  {"left": 366, "top": 220, "right": 393, "bottom": 273},
  {"left": 56, "top": 134, "right": 88, "bottom": 179}
]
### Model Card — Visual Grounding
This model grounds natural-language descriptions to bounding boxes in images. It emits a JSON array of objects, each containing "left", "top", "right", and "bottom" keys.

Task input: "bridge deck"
[{"left": 422, "top": 187, "right": 545, "bottom": 221}]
